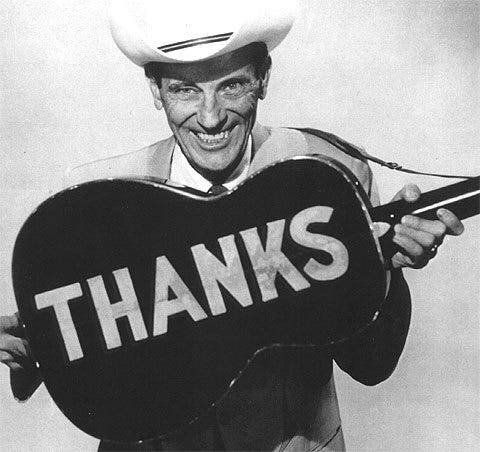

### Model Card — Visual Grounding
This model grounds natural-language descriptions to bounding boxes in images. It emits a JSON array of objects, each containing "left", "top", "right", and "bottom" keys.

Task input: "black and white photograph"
[{"left": 1, "top": 1, "right": 478, "bottom": 451}]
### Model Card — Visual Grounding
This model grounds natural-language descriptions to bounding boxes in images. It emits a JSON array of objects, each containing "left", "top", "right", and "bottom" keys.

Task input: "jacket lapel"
[
  {"left": 148, "top": 136, "right": 176, "bottom": 180},
  {"left": 249, "top": 124, "right": 308, "bottom": 175}
]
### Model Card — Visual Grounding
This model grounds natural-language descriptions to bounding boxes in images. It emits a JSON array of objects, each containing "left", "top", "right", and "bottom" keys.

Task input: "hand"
[
  {"left": 390, "top": 184, "right": 464, "bottom": 269},
  {"left": 1, "top": 312, "right": 41, "bottom": 400},
  {"left": 0, "top": 313, "right": 33, "bottom": 371}
]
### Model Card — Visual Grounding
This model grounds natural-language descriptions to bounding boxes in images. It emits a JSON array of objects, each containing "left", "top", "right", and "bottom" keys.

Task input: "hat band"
[{"left": 158, "top": 32, "right": 233, "bottom": 53}]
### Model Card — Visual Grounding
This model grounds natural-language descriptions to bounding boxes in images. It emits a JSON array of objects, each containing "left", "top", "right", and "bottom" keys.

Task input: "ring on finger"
[{"left": 428, "top": 243, "right": 439, "bottom": 257}]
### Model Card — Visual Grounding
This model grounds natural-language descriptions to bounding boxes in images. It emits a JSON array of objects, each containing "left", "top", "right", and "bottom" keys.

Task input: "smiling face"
[{"left": 148, "top": 45, "right": 271, "bottom": 183}]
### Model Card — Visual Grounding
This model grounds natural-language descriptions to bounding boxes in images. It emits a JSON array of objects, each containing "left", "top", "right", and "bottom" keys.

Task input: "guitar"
[{"left": 12, "top": 155, "right": 479, "bottom": 442}]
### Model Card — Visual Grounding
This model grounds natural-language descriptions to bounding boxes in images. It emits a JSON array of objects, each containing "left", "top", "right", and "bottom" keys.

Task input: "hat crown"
[
  {"left": 136, "top": 0, "right": 243, "bottom": 59},
  {"left": 109, "top": 0, "right": 298, "bottom": 65}
]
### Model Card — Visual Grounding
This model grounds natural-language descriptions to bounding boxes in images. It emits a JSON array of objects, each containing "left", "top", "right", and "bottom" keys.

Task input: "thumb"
[{"left": 391, "top": 184, "right": 421, "bottom": 203}]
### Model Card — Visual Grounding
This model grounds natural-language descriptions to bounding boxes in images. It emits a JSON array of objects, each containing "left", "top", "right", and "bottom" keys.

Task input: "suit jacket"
[
  {"left": 65, "top": 124, "right": 377, "bottom": 203},
  {"left": 65, "top": 124, "right": 410, "bottom": 451}
]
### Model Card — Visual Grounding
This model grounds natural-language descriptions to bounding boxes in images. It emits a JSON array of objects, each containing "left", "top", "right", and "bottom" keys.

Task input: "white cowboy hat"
[{"left": 109, "top": 0, "right": 298, "bottom": 66}]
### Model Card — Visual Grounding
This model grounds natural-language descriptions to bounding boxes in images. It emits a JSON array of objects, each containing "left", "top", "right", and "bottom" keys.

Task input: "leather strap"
[{"left": 294, "top": 127, "right": 475, "bottom": 180}]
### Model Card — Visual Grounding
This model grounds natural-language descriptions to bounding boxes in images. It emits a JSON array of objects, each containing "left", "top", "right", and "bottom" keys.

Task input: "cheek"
[
  {"left": 230, "top": 93, "right": 259, "bottom": 120},
  {"left": 160, "top": 95, "right": 186, "bottom": 128}
]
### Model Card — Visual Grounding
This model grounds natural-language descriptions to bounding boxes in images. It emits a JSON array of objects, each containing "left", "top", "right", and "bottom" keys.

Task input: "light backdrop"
[{"left": 1, "top": 1, "right": 478, "bottom": 450}]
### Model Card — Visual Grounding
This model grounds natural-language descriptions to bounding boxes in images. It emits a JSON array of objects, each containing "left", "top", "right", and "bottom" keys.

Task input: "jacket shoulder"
[
  {"left": 295, "top": 128, "right": 366, "bottom": 160},
  {"left": 270, "top": 127, "right": 377, "bottom": 201},
  {"left": 299, "top": 128, "right": 377, "bottom": 202},
  {"left": 63, "top": 137, "right": 174, "bottom": 188}
]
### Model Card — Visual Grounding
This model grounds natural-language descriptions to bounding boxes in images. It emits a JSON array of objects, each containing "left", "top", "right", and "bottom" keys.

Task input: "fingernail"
[
  {"left": 401, "top": 215, "right": 414, "bottom": 226},
  {"left": 406, "top": 187, "right": 417, "bottom": 199},
  {"left": 437, "top": 208, "right": 447, "bottom": 217}
]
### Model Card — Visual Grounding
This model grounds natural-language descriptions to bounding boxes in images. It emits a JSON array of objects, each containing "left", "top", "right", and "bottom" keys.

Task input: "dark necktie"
[{"left": 207, "top": 184, "right": 228, "bottom": 195}]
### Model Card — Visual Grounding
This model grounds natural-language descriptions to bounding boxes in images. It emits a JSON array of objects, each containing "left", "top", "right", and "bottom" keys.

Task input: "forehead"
[{"left": 156, "top": 44, "right": 260, "bottom": 84}]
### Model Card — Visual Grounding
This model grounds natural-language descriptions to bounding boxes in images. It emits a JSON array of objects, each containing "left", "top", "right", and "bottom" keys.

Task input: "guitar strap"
[{"left": 294, "top": 127, "right": 474, "bottom": 180}]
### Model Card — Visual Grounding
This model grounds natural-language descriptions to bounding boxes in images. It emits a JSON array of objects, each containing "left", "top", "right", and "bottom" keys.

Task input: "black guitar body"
[{"left": 12, "top": 156, "right": 387, "bottom": 441}]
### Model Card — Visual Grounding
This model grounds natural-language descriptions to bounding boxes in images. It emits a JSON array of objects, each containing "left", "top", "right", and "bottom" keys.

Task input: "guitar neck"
[{"left": 371, "top": 176, "right": 480, "bottom": 225}]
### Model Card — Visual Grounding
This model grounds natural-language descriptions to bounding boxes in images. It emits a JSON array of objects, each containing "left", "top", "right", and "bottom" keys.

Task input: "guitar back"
[{"left": 12, "top": 155, "right": 387, "bottom": 441}]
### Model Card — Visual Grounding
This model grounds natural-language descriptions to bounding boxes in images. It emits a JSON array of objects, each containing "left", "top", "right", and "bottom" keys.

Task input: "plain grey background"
[{"left": 1, "top": 1, "right": 478, "bottom": 450}]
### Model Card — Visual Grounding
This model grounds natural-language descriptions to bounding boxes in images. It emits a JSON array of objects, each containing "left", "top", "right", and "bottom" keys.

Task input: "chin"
[
  {"left": 197, "top": 161, "right": 237, "bottom": 183},
  {"left": 197, "top": 149, "right": 242, "bottom": 170}
]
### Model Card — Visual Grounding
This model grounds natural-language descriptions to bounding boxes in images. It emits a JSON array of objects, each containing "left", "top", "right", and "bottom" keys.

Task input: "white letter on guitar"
[
  {"left": 87, "top": 268, "right": 148, "bottom": 350},
  {"left": 153, "top": 256, "right": 208, "bottom": 336},
  {"left": 191, "top": 234, "right": 253, "bottom": 315},
  {"left": 289, "top": 206, "right": 349, "bottom": 280},
  {"left": 240, "top": 220, "right": 311, "bottom": 302},
  {"left": 35, "top": 283, "right": 84, "bottom": 361}
]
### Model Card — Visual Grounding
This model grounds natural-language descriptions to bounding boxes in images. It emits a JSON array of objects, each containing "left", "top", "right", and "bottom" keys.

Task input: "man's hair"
[{"left": 144, "top": 42, "right": 270, "bottom": 87}]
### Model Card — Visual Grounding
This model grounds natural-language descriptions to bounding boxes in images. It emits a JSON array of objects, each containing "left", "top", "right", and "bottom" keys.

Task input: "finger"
[
  {"left": 0, "top": 335, "right": 30, "bottom": 360},
  {"left": 391, "top": 184, "right": 421, "bottom": 202},
  {"left": 0, "top": 350, "right": 14, "bottom": 364},
  {"left": 0, "top": 314, "right": 23, "bottom": 336},
  {"left": 437, "top": 208, "right": 464, "bottom": 236},
  {"left": 401, "top": 216, "right": 447, "bottom": 239},
  {"left": 393, "top": 233, "right": 424, "bottom": 259},
  {"left": 0, "top": 336, "right": 36, "bottom": 368},
  {"left": 394, "top": 224, "right": 437, "bottom": 248},
  {"left": 0, "top": 351, "right": 24, "bottom": 372},
  {"left": 390, "top": 252, "right": 415, "bottom": 269},
  {"left": 5, "top": 361, "right": 24, "bottom": 372},
  {"left": 23, "top": 338, "right": 33, "bottom": 359}
]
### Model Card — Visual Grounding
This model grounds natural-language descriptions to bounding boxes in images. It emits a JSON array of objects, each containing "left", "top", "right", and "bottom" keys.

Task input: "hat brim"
[{"left": 109, "top": 0, "right": 298, "bottom": 66}]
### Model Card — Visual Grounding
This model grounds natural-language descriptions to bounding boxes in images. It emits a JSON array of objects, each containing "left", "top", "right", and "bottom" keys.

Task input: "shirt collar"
[{"left": 170, "top": 137, "right": 252, "bottom": 192}]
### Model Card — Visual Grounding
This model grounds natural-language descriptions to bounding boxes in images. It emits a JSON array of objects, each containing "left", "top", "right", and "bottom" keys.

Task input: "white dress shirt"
[{"left": 169, "top": 138, "right": 252, "bottom": 192}]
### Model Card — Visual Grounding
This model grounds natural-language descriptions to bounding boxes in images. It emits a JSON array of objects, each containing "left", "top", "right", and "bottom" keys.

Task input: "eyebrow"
[
  {"left": 166, "top": 80, "right": 198, "bottom": 89},
  {"left": 220, "top": 75, "right": 251, "bottom": 85}
]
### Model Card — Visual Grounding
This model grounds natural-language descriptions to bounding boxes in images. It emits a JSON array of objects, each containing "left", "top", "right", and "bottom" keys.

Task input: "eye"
[
  {"left": 176, "top": 87, "right": 197, "bottom": 94},
  {"left": 225, "top": 81, "right": 241, "bottom": 91},
  {"left": 169, "top": 85, "right": 201, "bottom": 100},
  {"left": 221, "top": 80, "right": 246, "bottom": 97}
]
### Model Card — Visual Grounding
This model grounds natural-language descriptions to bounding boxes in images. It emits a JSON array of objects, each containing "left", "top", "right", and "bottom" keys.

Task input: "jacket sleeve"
[
  {"left": 333, "top": 159, "right": 412, "bottom": 385},
  {"left": 333, "top": 269, "right": 411, "bottom": 385}
]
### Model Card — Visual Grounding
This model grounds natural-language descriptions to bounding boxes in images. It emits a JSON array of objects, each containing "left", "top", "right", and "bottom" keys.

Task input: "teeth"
[{"left": 196, "top": 131, "right": 230, "bottom": 143}]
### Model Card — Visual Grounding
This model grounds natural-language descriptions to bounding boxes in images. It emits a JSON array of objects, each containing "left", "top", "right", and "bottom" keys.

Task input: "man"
[{"left": 0, "top": 0, "right": 465, "bottom": 450}]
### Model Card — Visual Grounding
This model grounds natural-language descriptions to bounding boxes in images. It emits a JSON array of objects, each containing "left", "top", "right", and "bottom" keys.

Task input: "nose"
[{"left": 197, "top": 92, "right": 227, "bottom": 131}]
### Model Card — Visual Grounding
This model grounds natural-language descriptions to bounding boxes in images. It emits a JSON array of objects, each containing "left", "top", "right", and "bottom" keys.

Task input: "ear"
[
  {"left": 258, "top": 56, "right": 272, "bottom": 100},
  {"left": 148, "top": 78, "right": 164, "bottom": 111}
]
